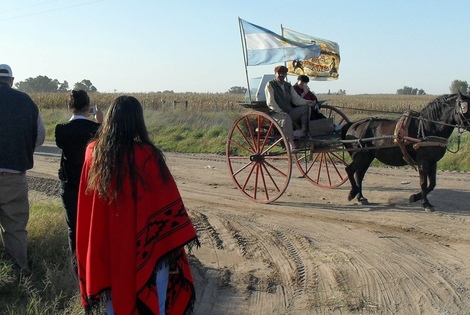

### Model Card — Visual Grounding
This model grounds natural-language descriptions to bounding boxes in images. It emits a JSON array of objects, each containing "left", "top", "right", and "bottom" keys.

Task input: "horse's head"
[{"left": 456, "top": 91, "right": 470, "bottom": 131}]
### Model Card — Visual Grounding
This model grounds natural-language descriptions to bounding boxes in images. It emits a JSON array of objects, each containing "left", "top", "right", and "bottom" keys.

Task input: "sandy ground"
[{"left": 29, "top": 142, "right": 470, "bottom": 315}]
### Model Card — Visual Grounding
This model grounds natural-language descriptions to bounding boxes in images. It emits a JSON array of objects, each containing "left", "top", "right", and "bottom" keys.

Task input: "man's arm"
[
  {"left": 293, "top": 85, "right": 308, "bottom": 98},
  {"left": 35, "top": 114, "right": 46, "bottom": 147},
  {"left": 265, "top": 82, "right": 283, "bottom": 113},
  {"left": 290, "top": 86, "right": 311, "bottom": 106},
  {"left": 294, "top": 85, "right": 318, "bottom": 102}
]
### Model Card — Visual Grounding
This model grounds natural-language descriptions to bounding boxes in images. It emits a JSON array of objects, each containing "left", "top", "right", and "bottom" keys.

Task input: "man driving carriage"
[{"left": 265, "top": 65, "right": 316, "bottom": 149}]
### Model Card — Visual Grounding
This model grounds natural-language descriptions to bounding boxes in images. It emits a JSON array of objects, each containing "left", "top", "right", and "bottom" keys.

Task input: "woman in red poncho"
[{"left": 76, "top": 95, "right": 199, "bottom": 315}]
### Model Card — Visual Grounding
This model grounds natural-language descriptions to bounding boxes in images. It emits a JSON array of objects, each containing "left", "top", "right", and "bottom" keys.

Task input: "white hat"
[{"left": 0, "top": 64, "right": 13, "bottom": 77}]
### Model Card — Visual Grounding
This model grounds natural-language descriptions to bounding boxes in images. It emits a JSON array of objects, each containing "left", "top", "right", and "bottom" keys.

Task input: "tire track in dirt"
[
  {"left": 218, "top": 213, "right": 290, "bottom": 314},
  {"left": 190, "top": 210, "right": 225, "bottom": 251},
  {"left": 211, "top": 211, "right": 328, "bottom": 314},
  {"left": 243, "top": 214, "right": 390, "bottom": 313},
  {"left": 196, "top": 199, "right": 470, "bottom": 313},
  {"left": 308, "top": 223, "right": 468, "bottom": 314}
]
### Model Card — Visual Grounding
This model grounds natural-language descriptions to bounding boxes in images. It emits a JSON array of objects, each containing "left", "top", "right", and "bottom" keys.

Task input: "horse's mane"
[{"left": 419, "top": 94, "right": 457, "bottom": 121}]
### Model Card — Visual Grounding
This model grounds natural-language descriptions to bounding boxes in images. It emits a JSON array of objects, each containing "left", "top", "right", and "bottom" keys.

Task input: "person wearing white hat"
[{"left": 0, "top": 64, "right": 45, "bottom": 276}]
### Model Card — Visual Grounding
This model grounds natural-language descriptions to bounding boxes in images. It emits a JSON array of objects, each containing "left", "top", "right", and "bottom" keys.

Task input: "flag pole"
[
  {"left": 239, "top": 17, "right": 252, "bottom": 102},
  {"left": 280, "top": 23, "right": 289, "bottom": 79}
]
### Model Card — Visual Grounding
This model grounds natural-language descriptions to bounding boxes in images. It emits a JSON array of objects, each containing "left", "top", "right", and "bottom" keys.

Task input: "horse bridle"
[{"left": 455, "top": 99, "right": 470, "bottom": 131}]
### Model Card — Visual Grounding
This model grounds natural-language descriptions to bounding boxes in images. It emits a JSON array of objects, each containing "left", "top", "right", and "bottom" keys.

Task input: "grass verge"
[{"left": 0, "top": 199, "right": 82, "bottom": 314}]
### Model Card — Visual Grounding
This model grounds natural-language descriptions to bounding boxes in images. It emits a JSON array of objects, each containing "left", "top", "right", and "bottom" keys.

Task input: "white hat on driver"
[{"left": 0, "top": 64, "right": 13, "bottom": 77}]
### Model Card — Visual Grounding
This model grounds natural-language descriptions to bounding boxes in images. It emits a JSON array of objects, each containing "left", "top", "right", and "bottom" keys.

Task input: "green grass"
[
  {"left": 42, "top": 107, "right": 244, "bottom": 155},
  {"left": 0, "top": 200, "right": 82, "bottom": 314},
  {"left": 439, "top": 132, "right": 470, "bottom": 170}
]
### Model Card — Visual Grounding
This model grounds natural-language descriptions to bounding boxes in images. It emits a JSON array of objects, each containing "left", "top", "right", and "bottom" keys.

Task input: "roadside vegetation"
[
  {"left": 0, "top": 200, "right": 82, "bottom": 314},
  {"left": 38, "top": 92, "right": 470, "bottom": 171}
]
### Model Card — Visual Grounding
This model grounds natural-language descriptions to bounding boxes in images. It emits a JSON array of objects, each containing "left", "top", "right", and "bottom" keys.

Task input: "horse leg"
[
  {"left": 346, "top": 152, "right": 373, "bottom": 204},
  {"left": 409, "top": 193, "right": 421, "bottom": 203},
  {"left": 409, "top": 162, "right": 426, "bottom": 204},
  {"left": 354, "top": 163, "right": 372, "bottom": 205},
  {"left": 421, "top": 163, "right": 437, "bottom": 211},
  {"left": 409, "top": 163, "right": 436, "bottom": 212},
  {"left": 345, "top": 162, "right": 359, "bottom": 201}
]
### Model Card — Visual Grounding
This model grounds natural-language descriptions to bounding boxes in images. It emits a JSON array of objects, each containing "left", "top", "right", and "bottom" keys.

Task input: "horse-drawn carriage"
[
  {"left": 232, "top": 18, "right": 470, "bottom": 211},
  {"left": 226, "top": 78, "right": 470, "bottom": 211}
]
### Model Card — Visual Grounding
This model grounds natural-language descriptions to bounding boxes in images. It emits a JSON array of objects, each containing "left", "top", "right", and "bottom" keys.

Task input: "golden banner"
[{"left": 283, "top": 27, "right": 340, "bottom": 81}]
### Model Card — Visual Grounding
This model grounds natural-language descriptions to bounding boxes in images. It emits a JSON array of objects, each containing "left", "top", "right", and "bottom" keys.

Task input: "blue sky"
[{"left": 1, "top": 0, "right": 469, "bottom": 95}]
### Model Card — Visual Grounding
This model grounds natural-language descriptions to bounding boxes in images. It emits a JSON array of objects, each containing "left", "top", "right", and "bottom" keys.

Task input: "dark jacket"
[
  {"left": 55, "top": 118, "right": 100, "bottom": 186},
  {"left": 293, "top": 84, "right": 318, "bottom": 102},
  {"left": 267, "top": 79, "right": 295, "bottom": 112},
  {"left": 0, "top": 84, "right": 39, "bottom": 172}
]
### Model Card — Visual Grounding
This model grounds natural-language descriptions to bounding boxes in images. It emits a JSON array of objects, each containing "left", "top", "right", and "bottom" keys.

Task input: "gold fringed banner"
[{"left": 282, "top": 27, "right": 340, "bottom": 81}]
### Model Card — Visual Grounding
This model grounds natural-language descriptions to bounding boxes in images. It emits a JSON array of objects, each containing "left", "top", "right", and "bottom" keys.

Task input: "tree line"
[
  {"left": 15, "top": 75, "right": 246, "bottom": 94},
  {"left": 396, "top": 80, "right": 469, "bottom": 95},
  {"left": 14, "top": 75, "right": 98, "bottom": 93},
  {"left": 13, "top": 76, "right": 469, "bottom": 96}
]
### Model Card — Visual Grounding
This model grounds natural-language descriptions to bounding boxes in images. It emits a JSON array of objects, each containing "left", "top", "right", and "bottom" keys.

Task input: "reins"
[
  {"left": 446, "top": 105, "right": 470, "bottom": 153},
  {"left": 446, "top": 134, "right": 461, "bottom": 154}
]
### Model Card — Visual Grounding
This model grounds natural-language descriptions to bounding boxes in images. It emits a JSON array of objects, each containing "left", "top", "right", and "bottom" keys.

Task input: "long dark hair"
[{"left": 87, "top": 95, "right": 169, "bottom": 201}]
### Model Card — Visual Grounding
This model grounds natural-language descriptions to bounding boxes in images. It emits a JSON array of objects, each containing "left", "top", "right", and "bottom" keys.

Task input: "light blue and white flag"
[{"left": 239, "top": 18, "right": 321, "bottom": 66}]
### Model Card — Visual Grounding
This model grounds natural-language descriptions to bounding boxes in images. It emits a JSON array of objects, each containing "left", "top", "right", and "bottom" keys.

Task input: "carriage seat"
[{"left": 239, "top": 100, "right": 271, "bottom": 113}]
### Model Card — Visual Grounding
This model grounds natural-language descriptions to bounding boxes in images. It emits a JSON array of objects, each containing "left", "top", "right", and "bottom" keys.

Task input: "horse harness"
[
  {"left": 392, "top": 102, "right": 470, "bottom": 168},
  {"left": 393, "top": 110, "right": 421, "bottom": 168},
  {"left": 349, "top": 97, "right": 469, "bottom": 169}
]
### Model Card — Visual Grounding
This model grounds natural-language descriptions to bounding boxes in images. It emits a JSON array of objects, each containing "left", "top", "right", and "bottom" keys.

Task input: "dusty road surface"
[{"left": 30, "top": 142, "right": 470, "bottom": 315}]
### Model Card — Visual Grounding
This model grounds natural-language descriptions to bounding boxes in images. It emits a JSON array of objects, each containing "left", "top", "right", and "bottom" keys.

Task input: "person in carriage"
[
  {"left": 293, "top": 74, "right": 342, "bottom": 131},
  {"left": 265, "top": 65, "right": 317, "bottom": 149},
  {"left": 293, "top": 74, "right": 325, "bottom": 120}
]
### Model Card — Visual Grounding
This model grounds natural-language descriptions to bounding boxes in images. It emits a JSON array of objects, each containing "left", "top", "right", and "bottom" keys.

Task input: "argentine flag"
[{"left": 240, "top": 18, "right": 321, "bottom": 66}]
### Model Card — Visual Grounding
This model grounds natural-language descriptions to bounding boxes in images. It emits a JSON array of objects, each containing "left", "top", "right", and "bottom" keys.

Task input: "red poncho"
[{"left": 76, "top": 142, "right": 198, "bottom": 314}]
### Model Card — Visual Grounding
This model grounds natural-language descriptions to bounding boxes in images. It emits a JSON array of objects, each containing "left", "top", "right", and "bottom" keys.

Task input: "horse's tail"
[{"left": 340, "top": 122, "right": 353, "bottom": 140}]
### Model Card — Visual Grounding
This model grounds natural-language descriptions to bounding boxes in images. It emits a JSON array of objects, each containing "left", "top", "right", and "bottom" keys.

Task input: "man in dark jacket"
[{"left": 0, "top": 64, "right": 45, "bottom": 275}]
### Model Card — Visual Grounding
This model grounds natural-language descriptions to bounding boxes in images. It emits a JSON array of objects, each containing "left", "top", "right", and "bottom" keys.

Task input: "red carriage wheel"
[
  {"left": 319, "top": 104, "right": 350, "bottom": 126},
  {"left": 294, "top": 104, "right": 351, "bottom": 188},
  {"left": 227, "top": 111, "right": 292, "bottom": 203}
]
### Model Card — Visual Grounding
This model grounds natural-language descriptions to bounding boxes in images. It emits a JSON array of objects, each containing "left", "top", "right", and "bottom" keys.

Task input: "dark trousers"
[{"left": 60, "top": 182, "right": 79, "bottom": 257}]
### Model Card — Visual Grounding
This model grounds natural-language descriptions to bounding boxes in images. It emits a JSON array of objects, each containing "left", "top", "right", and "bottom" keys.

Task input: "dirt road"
[{"left": 30, "top": 143, "right": 470, "bottom": 315}]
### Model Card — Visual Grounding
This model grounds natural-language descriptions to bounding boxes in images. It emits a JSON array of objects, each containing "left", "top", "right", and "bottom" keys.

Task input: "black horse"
[{"left": 341, "top": 91, "right": 470, "bottom": 212}]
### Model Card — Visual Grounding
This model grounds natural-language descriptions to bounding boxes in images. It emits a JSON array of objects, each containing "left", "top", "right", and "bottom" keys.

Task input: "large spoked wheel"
[
  {"left": 227, "top": 111, "right": 292, "bottom": 203},
  {"left": 294, "top": 104, "right": 351, "bottom": 188}
]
